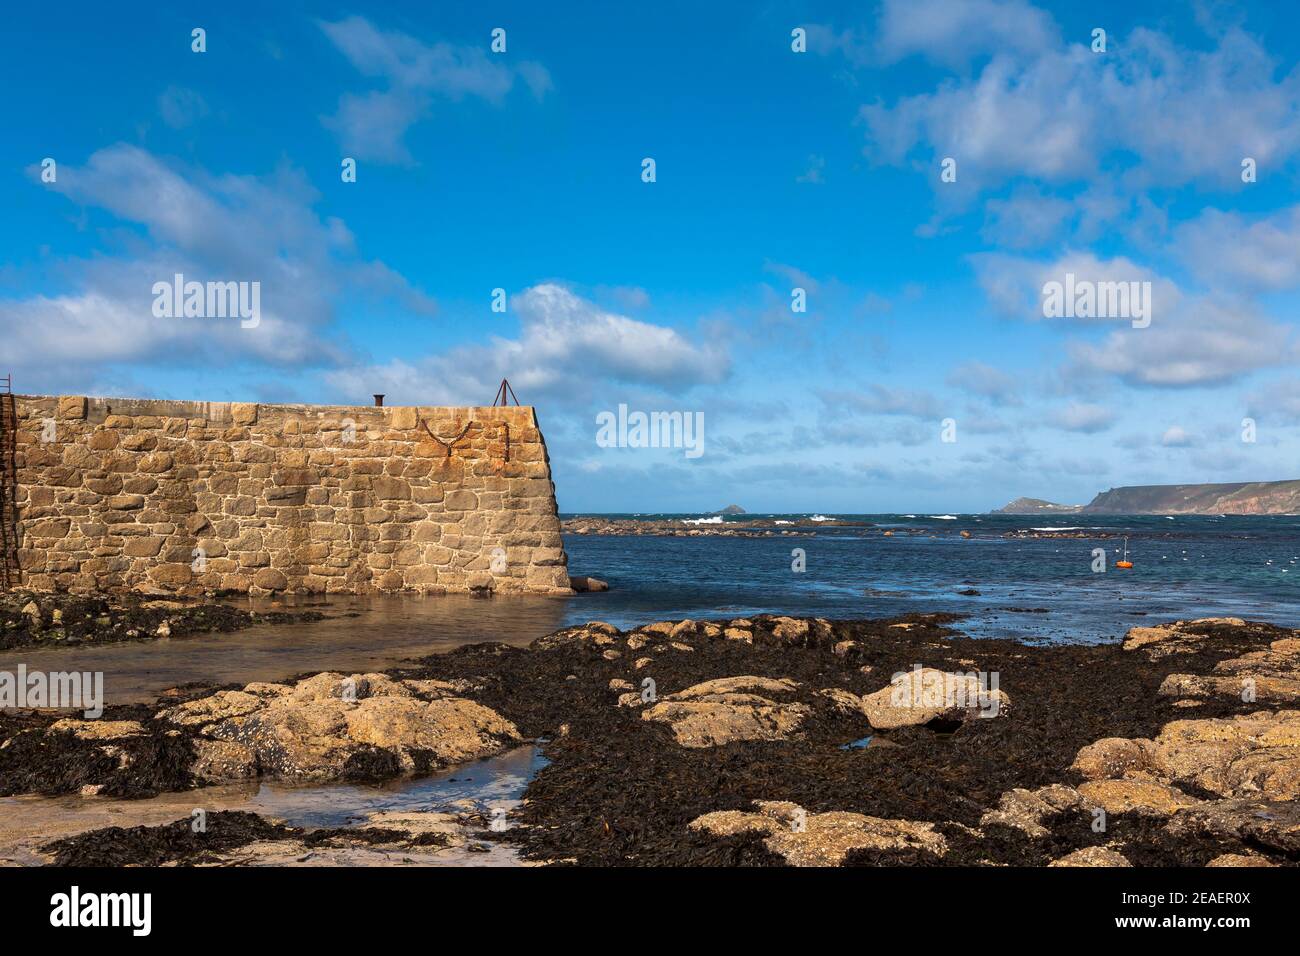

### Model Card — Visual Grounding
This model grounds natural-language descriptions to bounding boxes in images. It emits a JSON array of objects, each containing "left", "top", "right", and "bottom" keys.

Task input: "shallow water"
[
  {"left": 0, "top": 745, "right": 545, "bottom": 867},
  {"left": 0, "top": 593, "right": 572, "bottom": 705},
  {"left": 245, "top": 744, "right": 547, "bottom": 829}
]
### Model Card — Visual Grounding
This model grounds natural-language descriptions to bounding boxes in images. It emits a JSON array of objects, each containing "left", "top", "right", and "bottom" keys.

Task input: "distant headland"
[{"left": 995, "top": 480, "right": 1300, "bottom": 516}]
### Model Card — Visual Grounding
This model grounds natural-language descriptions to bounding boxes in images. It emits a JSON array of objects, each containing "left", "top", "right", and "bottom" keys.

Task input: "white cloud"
[
  {"left": 973, "top": 250, "right": 1170, "bottom": 321},
  {"left": 817, "top": 384, "right": 942, "bottom": 419},
  {"left": 2, "top": 144, "right": 431, "bottom": 376},
  {"left": 946, "top": 361, "right": 1020, "bottom": 402},
  {"left": 1068, "top": 296, "right": 1293, "bottom": 387},
  {"left": 158, "top": 86, "right": 209, "bottom": 129},
  {"left": 1174, "top": 205, "right": 1300, "bottom": 292},
  {"left": 861, "top": 26, "right": 1300, "bottom": 193},
  {"left": 875, "top": 0, "right": 1059, "bottom": 68},
  {"left": 807, "top": 0, "right": 1057, "bottom": 70},
  {"left": 1248, "top": 379, "right": 1300, "bottom": 423},
  {"left": 1047, "top": 402, "right": 1116, "bottom": 433},
  {"left": 324, "top": 284, "right": 729, "bottom": 406},
  {"left": 981, "top": 185, "right": 1073, "bottom": 249},
  {"left": 796, "top": 155, "right": 826, "bottom": 184},
  {"left": 319, "top": 16, "right": 551, "bottom": 164}
]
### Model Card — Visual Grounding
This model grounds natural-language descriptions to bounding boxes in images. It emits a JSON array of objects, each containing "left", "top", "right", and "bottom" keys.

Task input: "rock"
[
  {"left": 190, "top": 739, "right": 257, "bottom": 781},
  {"left": 533, "top": 622, "right": 621, "bottom": 649},
  {"left": 1070, "top": 737, "right": 1159, "bottom": 781},
  {"left": 160, "top": 672, "right": 521, "bottom": 781},
  {"left": 723, "top": 627, "right": 753, "bottom": 643},
  {"left": 858, "top": 667, "right": 1008, "bottom": 730},
  {"left": 1165, "top": 798, "right": 1300, "bottom": 856},
  {"left": 769, "top": 617, "right": 811, "bottom": 642},
  {"left": 1077, "top": 779, "right": 1199, "bottom": 816},
  {"left": 1122, "top": 625, "right": 1181, "bottom": 652},
  {"left": 20, "top": 601, "right": 40, "bottom": 626},
  {"left": 668, "top": 620, "right": 698, "bottom": 640},
  {"left": 1157, "top": 636, "right": 1300, "bottom": 705},
  {"left": 49, "top": 719, "right": 145, "bottom": 740},
  {"left": 979, "top": 785, "right": 1091, "bottom": 838},
  {"left": 1207, "top": 852, "right": 1277, "bottom": 867},
  {"left": 1122, "top": 618, "right": 1250, "bottom": 658},
  {"left": 162, "top": 690, "right": 265, "bottom": 726},
  {"left": 689, "top": 800, "right": 946, "bottom": 866},
  {"left": 1069, "top": 712, "right": 1300, "bottom": 808},
  {"left": 1159, "top": 673, "right": 1300, "bottom": 705},
  {"left": 817, "top": 687, "right": 867, "bottom": 715},
  {"left": 1049, "top": 847, "right": 1132, "bottom": 867},
  {"left": 1147, "top": 710, "right": 1300, "bottom": 800},
  {"left": 641, "top": 676, "right": 809, "bottom": 748},
  {"left": 569, "top": 576, "right": 609, "bottom": 592}
]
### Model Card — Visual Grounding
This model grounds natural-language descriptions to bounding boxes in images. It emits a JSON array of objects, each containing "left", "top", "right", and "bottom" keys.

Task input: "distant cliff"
[
  {"left": 996, "top": 480, "right": 1300, "bottom": 516},
  {"left": 1082, "top": 480, "right": 1300, "bottom": 515}
]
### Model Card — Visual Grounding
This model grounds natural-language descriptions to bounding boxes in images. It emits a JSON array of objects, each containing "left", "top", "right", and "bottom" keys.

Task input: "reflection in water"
[
  {"left": 0, "top": 745, "right": 546, "bottom": 867},
  {"left": 247, "top": 744, "right": 548, "bottom": 828},
  {"left": 0, "top": 593, "right": 572, "bottom": 705}
]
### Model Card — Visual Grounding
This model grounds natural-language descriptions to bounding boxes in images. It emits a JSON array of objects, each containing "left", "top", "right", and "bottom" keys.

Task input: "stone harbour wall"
[{"left": 8, "top": 395, "right": 572, "bottom": 596}]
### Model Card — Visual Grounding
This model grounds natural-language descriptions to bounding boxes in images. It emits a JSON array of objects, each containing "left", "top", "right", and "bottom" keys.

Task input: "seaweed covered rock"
[
  {"left": 1049, "top": 847, "right": 1131, "bottom": 867},
  {"left": 689, "top": 800, "right": 946, "bottom": 866},
  {"left": 979, "top": 784, "right": 1094, "bottom": 838},
  {"left": 0, "top": 710, "right": 195, "bottom": 798},
  {"left": 1076, "top": 779, "right": 1199, "bottom": 816},
  {"left": 159, "top": 672, "right": 521, "bottom": 781},
  {"left": 856, "top": 667, "right": 1008, "bottom": 730},
  {"left": 1157, "top": 634, "right": 1300, "bottom": 705},
  {"left": 1164, "top": 798, "right": 1300, "bottom": 856},
  {"left": 1069, "top": 711, "right": 1300, "bottom": 801},
  {"left": 641, "top": 677, "right": 810, "bottom": 748},
  {"left": 1120, "top": 618, "right": 1286, "bottom": 660},
  {"left": 0, "top": 588, "right": 323, "bottom": 651},
  {"left": 1148, "top": 710, "right": 1300, "bottom": 800}
]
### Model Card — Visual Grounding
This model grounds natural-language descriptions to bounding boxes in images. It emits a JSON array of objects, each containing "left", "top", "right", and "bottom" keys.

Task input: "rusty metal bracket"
[{"left": 418, "top": 418, "right": 475, "bottom": 458}]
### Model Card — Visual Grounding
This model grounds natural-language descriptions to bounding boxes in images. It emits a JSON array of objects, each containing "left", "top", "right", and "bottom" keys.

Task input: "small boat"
[{"left": 1116, "top": 536, "right": 1133, "bottom": 569}]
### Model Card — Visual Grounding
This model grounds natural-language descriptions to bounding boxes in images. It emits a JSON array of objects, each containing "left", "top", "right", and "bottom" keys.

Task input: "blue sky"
[{"left": 4, "top": 0, "right": 1300, "bottom": 512}]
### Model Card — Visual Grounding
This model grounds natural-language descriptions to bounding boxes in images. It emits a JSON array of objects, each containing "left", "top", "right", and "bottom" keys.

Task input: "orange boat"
[{"left": 1116, "top": 536, "right": 1133, "bottom": 569}]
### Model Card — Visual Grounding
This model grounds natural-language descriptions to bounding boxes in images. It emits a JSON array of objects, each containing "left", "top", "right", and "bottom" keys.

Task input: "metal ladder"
[{"left": 0, "top": 374, "right": 17, "bottom": 589}]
